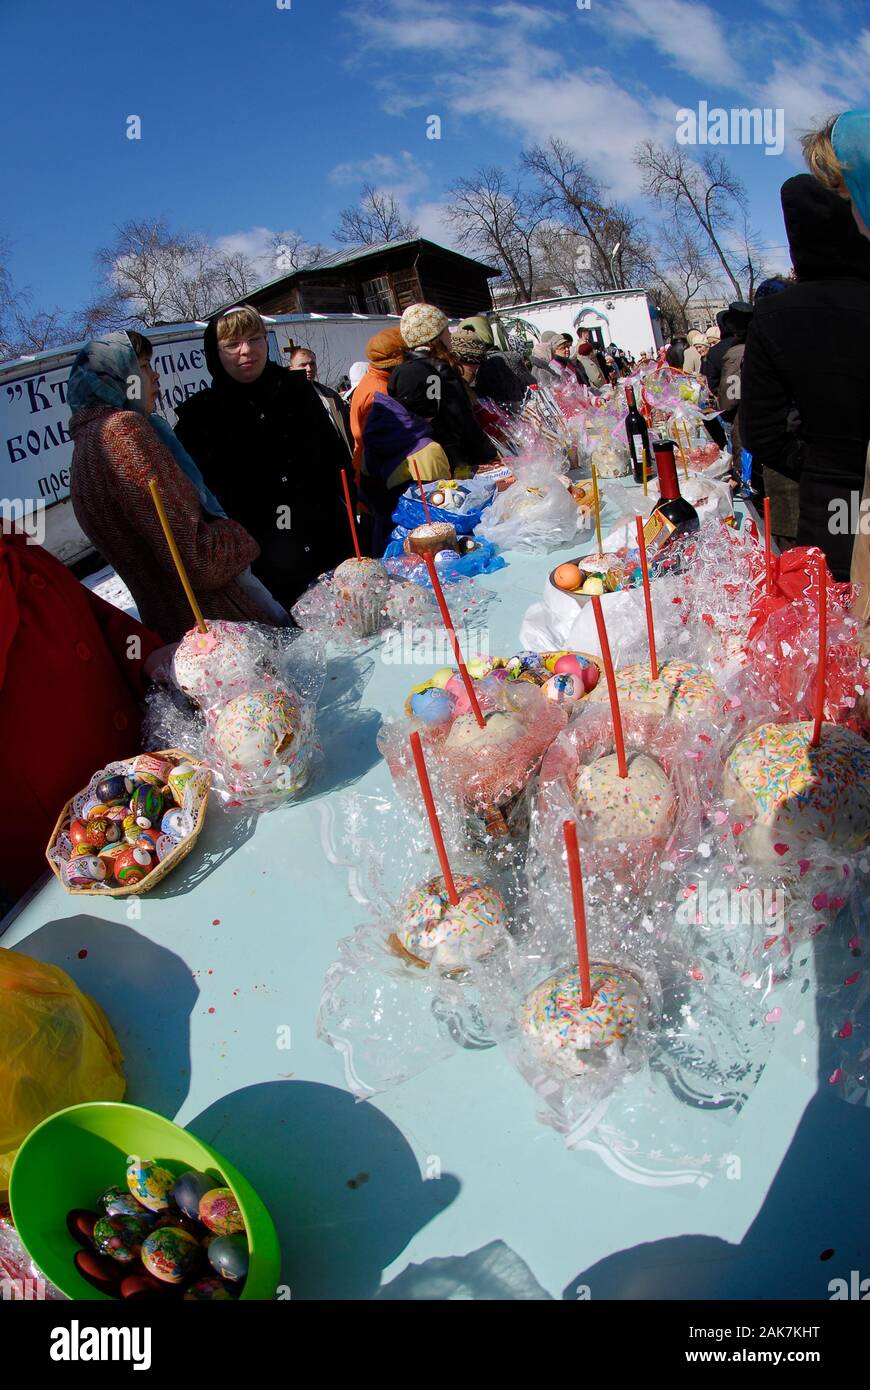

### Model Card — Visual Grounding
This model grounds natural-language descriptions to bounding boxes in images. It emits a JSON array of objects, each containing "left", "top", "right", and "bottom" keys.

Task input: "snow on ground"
[{"left": 81, "top": 565, "right": 140, "bottom": 619}]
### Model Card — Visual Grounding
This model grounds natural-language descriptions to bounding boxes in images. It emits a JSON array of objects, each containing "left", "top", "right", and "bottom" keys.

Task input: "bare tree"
[
  {"left": 522, "top": 140, "right": 612, "bottom": 273},
  {"left": 0, "top": 243, "right": 85, "bottom": 361},
  {"left": 445, "top": 166, "right": 543, "bottom": 303},
  {"left": 638, "top": 229, "right": 712, "bottom": 334},
  {"left": 333, "top": 183, "right": 419, "bottom": 246},
  {"left": 270, "top": 230, "right": 326, "bottom": 274},
  {"left": 634, "top": 142, "right": 753, "bottom": 300},
  {"left": 94, "top": 218, "right": 273, "bottom": 325}
]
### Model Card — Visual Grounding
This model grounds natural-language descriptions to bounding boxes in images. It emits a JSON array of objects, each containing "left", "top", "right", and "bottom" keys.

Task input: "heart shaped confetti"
[
  {"left": 764, "top": 1007, "right": 782, "bottom": 1024},
  {"left": 773, "top": 843, "right": 789, "bottom": 856},
  {"left": 848, "top": 936, "right": 860, "bottom": 951},
  {"left": 838, "top": 1021, "right": 853, "bottom": 1039},
  {"left": 712, "top": 809, "right": 729, "bottom": 825},
  {"left": 798, "top": 859, "right": 811, "bottom": 876},
  {"left": 812, "top": 892, "right": 829, "bottom": 911},
  {"left": 809, "top": 923, "right": 826, "bottom": 937},
  {"left": 828, "top": 1068, "right": 844, "bottom": 1085},
  {"left": 844, "top": 972, "right": 860, "bottom": 986}
]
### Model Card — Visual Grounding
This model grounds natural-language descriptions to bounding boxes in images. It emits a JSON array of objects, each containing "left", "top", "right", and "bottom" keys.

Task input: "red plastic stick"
[
  {"left": 410, "top": 732, "right": 458, "bottom": 904},
  {"left": 590, "top": 595, "right": 628, "bottom": 778},
  {"left": 412, "top": 459, "right": 432, "bottom": 524},
  {"left": 563, "top": 820, "right": 592, "bottom": 1008},
  {"left": 423, "top": 552, "right": 486, "bottom": 728},
  {"left": 810, "top": 554, "right": 827, "bottom": 748},
  {"left": 635, "top": 515, "right": 658, "bottom": 682},
  {"left": 340, "top": 468, "right": 361, "bottom": 560},
  {"left": 763, "top": 496, "right": 773, "bottom": 595}
]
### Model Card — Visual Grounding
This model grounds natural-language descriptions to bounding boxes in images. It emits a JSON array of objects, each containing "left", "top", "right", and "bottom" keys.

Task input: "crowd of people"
[{"left": 1, "top": 109, "right": 868, "bottom": 910}]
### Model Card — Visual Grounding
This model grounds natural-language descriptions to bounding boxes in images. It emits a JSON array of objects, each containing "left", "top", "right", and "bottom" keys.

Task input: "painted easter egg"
[
  {"left": 135, "top": 828, "right": 162, "bottom": 855},
  {"left": 131, "top": 754, "right": 173, "bottom": 783},
  {"left": 141, "top": 1227, "right": 200, "bottom": 1285},
  {"left": 167, "top": 762, "right": 198, "bottom": 803},
  {"left": 97, "top": 841, "right": 128, "bottom": 864},
  {"left": 85, "top": 802, "right": 112, "bottom": 821},
  {"left": 97, "top": 1186, "right": 154, "bottom": 1221},
  {"left": 96, "top": 775, "right": 133, "bottom": 806},
  {"left": 198, "top": 1188, "right": 245, "bottom": 1237},
  {"left": 207, "top": 1233, "right": 249, "bottom": 1284},
  {"left": 69, "top": 819, "right": 95, "bottom": 849},
  {"left": 113, "top": 846, "right": 153, "bottom": 885},
  {"left": 126, "top": 1160, "right": 175, "bottom": 1212},
  {"left": 84, "top": 817, "right": 120, "bottom": 850},
  {"left": 409, "top": 687, "right": 455, "bottom": 725},
  {"left": 580, "top": 575, "right": 605, "bottom": 595},
  {"left": 160, "top": 807, "right": 188, "bottom": 841},
  {"left": 130, "top": 785, "right": 163, "bottom": 829},
  {"left": 93, "top": 1214, "right": 150, "bottom": 1263},
  {"left": 64, "top": 855, "right": 108, "bottom": 888},
  {"left": 171, "top": 1170, "right": 216, "bottom": 1221}
]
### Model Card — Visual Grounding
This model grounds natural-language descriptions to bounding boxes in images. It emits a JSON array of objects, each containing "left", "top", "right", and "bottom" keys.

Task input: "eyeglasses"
[{"left": 219, "top": 335, "right": 267, "bottom": 355}]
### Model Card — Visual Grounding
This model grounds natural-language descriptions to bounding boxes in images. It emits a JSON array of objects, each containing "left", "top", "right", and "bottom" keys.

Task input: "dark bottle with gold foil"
[{"left": 642, "top": 440, "right": 699, "bottom": 552}]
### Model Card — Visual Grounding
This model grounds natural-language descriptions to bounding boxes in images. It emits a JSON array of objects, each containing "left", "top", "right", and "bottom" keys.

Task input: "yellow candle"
[
  {"left": 642, "top": 448, "right": 648, "bottom": 497},
  {"left": 591, "top": 463, "right": 602, "bottom": 552}
]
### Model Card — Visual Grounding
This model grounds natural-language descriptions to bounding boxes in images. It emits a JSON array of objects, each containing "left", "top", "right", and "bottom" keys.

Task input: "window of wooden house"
[{"left": 362, "top": 275, "right": 396, "bottom": 314}]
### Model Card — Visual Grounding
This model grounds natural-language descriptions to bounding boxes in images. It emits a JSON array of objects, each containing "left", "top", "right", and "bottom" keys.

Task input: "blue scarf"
[
  {"left": 67, "top": 332, "right": 227, "bottom": 518},
  {"left": 833, "top": 110, "right": 870, "bottom": 237}
]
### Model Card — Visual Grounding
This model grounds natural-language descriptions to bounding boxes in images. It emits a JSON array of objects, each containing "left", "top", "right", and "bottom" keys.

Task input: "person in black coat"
[
  {"left": 741, "top": 174, "right": 870, "bottom": 580},
  {"left": 388, "top": 303, "right": 498, "bottom": 474},
  {"left": 174, "top": 306, "right": 350, "bottom": 612},
  {"left": 701, "top": 310, "right": 735, "bottom": 396}
]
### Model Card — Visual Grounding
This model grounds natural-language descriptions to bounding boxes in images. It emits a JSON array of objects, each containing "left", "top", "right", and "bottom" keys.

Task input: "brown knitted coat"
[{"left": 70, "top": 406, "right": 269, "bottom": 641}]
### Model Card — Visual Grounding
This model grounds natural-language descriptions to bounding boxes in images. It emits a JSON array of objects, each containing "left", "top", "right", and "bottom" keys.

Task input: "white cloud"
[
  {"left": 213, "top": 226, "right": 278, "bottom": 266},
  {"left": 329, "top": 150, "right": 429, "bottom": 200},
  {"left": 601, "top": 0, "right": 740, "bottom": 88},
  {"left": 758, "top": 29, "right": 870, "bottom": 155},
  {"left": 411, "top": 198, "right": 460, "bottom": 249}
]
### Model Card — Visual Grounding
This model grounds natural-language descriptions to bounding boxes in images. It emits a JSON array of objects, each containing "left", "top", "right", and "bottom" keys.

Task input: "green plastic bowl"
[{"left": 9, "top": 1101, "right": 280, "bottom": 1301}]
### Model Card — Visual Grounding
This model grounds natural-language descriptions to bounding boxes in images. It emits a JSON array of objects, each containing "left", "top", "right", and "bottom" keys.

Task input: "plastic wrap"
[
  {"left": 379, "top": 679, "right": 567, "bottom": 851},
  {"left": 529, "top": 706, "right": 708, "bottom": 916},
  {"left": 149, "top": 622, "right": 326, "bottom": 813},
  {"left": 0, "top": 1222, "right": 65, "bottom": 1299},
  {"left": 476, "top": 460, "right": 591, "bottom": 553},
  {"left": 390, "top": 475, "right": 499, "bottom": 535},
  {"left": 382, "top": 536, "right": 505, "bottom": 579},
  {"left": 316, "top": 791, "right": 522, "bottom": 1098}
]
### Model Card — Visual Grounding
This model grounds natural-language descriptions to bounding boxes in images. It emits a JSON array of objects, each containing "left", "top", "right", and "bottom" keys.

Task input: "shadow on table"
[
  {"left": 186, "top": 1079, "right": 459, "bottom": 1299},
  {"left": 148, "top": 809, "right": 258, "bottom": 899},
  {"left": 10, "top": 914, "right": 196, "bottom": 1118},
  {"left": 301, "top": 653, "right": 384, "bottom": 801},
  {"left": 562, "top": 906, "right": 870, "bottom": 1301},
  {"left": 375, "top": 1239, "right": 553, "bottom": 1299}
]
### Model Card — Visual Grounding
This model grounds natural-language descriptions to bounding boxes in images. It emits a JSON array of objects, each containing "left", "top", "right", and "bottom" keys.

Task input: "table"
[{"left": 3, "top": 485, "right": 868, "bottom": 1302}]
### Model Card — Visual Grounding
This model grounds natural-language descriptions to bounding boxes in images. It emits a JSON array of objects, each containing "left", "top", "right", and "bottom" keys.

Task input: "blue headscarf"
[
  {"left": 67, "top": 332, "right": 226, "bottom": 518},
  {"left": 833, "top": 110, "right": 870, "bottom": 236}
]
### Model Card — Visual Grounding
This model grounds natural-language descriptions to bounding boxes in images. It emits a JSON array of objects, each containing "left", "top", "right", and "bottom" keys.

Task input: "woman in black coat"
[
  {"left": 387, "top": 303, "right": 498, "bottom": 474},
  {"left": 741, "top": 175, "right": 870, "bottom": 580},
  {"left": 174, "top": 306, "right": 350, "bottom": 611}
]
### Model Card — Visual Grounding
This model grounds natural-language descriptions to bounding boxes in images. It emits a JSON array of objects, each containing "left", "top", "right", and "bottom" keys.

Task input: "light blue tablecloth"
[{"left": 3, "top": 489, "right": 868, "bottom": 1301}]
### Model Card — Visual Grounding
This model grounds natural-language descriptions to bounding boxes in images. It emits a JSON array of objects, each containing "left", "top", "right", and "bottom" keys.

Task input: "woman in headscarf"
[
  {"left": 69, "top": 331, "right": 279, "bottom": 642},
  {"left": 349, "top": 327, "right": 406, "bottom": 489},
  {"left": 529, "top": 333, "right": 564, "bottom": 388},
  {"left": 387, "top": 303, "right": 498, "bottom": 474},
  {"left": 174, "top": 305, "right": 349, "bottom": 609}
]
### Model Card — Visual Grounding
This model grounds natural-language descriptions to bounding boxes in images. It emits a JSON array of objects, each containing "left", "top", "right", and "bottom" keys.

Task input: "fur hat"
[
  {"left": 705, "top": 325, "right": 721, "bottom": 343},
  {"left": 687, "top": 330, "right": 705, "bottom": 346},
  {"left": 400, "top": 303, "right": 449, "bottom": 349},
  {"left": 451, "top": 329, "right": 488, "bottom": 363},
  {"left": 366, "top": 327, "right": 406, "bottom": 367}
]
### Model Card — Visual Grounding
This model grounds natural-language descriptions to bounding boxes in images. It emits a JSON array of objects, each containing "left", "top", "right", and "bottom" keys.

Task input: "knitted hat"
[
  {"left": 705, "top": 325, "right": 721, "bottom": 342},
  {"left": 687, "top": 330, "right": 705, "bottom": 346},
  {"left": 450, "top": 329, "right": 488, "bottom": 363},
  {"left": 366, "top": 326, "right": 406, "bottom": 367},
  {"left": 400, "top": 303, "right": 449, "bottom": 349}
]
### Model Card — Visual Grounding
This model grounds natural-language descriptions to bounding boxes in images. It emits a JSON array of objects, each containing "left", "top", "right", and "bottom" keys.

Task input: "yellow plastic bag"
[{"left": 0, "top": 949, "right": 125, "bottom": 1188}]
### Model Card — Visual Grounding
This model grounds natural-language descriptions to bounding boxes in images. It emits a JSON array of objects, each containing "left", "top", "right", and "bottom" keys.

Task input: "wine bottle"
[
  {"left": 624, "top": 384, "right": 653, "bottom": 484},
  {"left": 643, "top": 440, "right": 699, "bottom": 553}
]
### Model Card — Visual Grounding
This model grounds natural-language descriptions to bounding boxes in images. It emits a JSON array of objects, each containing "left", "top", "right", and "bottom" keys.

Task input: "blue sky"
[{"left": 3, "top": 0, "right": 869, "bottom": 316}]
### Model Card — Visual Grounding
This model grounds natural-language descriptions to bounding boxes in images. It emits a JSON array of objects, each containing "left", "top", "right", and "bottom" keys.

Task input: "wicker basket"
[{"left": 45, "top": 748, "right": 210, "bottom": 897}]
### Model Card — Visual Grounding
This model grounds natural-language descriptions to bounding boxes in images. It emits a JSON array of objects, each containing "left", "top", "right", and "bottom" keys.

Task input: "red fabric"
[{"left": 0, "top": 532, "right": 163, "bottom": 900}]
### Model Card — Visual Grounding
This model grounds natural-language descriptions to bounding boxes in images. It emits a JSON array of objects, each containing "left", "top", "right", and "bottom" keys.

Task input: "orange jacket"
[{"left": 350, "top": 365, "right": 392, "bottom": 486}]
